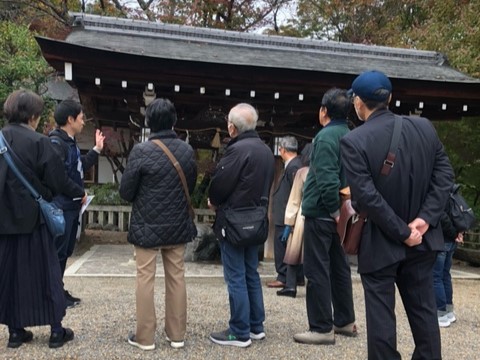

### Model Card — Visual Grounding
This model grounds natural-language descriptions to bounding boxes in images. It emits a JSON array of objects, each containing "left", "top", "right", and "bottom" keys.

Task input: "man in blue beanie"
[{"left": 340, "top": 70, "right": 454, "bottom": 360}]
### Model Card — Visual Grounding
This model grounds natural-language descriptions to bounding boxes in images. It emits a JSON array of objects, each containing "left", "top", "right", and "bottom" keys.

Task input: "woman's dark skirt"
[{"left": 0, "top": 224, "right": 66, "bottom": 328}]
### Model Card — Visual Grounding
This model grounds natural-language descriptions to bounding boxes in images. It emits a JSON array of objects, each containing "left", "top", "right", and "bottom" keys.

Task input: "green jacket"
[{"left": 302, "top": 120, "right": 349, "bottom": 219}]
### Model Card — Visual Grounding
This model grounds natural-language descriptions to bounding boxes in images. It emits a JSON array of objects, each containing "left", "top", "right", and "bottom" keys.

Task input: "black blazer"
[
  {"left": 0, "top": 124, "right": 66, "bottom": 234},
  {"left": 272, "top": 156, "right": 302, "bottom": 225},
  {"left": 340, "top": 110, "right": 454, "bottom": 273}
]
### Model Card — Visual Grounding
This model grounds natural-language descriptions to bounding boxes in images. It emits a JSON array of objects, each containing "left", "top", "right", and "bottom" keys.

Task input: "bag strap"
[
  {"left": 151, "top": 139, "right": 195, "bottom": 219},
  {"left": 352, "top": 115, "right": 403, "bottom": 218},
  {"left": 0, "top": 130, "right": 42, "bottom": 200},
  {"left": 378, "top": 115, "right": 403, "bottom": 187}
]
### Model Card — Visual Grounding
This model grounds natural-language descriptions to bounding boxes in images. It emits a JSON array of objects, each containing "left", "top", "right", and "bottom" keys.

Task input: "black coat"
[
  {"left": 272, "top": 156, "right": 302, "bottom": 225},
  {"left": 209, "top": 130, "right": 275, "bottom": 229},
  {"left": 119, "top": 130, "right": 197, "bottom": 248},
  {"left": 0, "top": 124, "right": 66, "bottom": 234},
  {"left": 340, "top": 110, "right": 454, "bottom": 274}
]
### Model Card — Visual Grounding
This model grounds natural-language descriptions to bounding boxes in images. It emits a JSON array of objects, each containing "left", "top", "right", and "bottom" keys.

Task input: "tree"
[
  {"left": 0, "top": 21, "right": 53, "bottom": 127},
  {"left": 283, "top": 0, "right": 479, "bottom": 78},
  {"left": 4, "top": 0, "right": 290, "bottom": 32},
  {"left": 101, "top": 127, "right": 136, "bottom": 183}
]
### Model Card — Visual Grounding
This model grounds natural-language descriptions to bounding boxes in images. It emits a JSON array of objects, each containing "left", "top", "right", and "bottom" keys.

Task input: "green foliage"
[
  {"left": 0, "top": 22, "right": 52, "bottom": 128},
  {"left": 87, "top": 183, "right": 130, "bottom": 206},
  {"left": 287, "top": 0, "right": 479, "bottom": 78},
  {"left": 434, "top": 117, "right": 480, "bottom": 228}
]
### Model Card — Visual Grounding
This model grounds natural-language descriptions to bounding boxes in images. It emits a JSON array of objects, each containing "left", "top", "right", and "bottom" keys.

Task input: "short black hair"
[
  {"left": 145, "top": 98, "right": 177, "bottom": 132},
  {"left": 321, "top": 88, "right": 351, "bottom": 120},
  {"left": 3, "top": 89, "right": 44, "bottom": 124},
  {"left": 361, "top": 91, "right": 390, "bottom": 112},
  {"left": 54, "top": 100, "right": 83, "bottom": 126}
]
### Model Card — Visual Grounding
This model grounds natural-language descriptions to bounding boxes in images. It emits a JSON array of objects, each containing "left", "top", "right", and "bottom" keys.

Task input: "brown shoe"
[
  {"left": 293, "top": 330, "right": 335, "bottom": 345},
  {"left": 266, "top": 280, "right": 285, "bottom": 288},
  {"left": 333, "top": 323, "right": 357, "bottom": 337}
]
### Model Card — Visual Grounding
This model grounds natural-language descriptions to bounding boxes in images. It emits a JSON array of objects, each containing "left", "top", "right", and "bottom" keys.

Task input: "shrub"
[{"left": 87, "top": 183, "right": 129, "bottom": 206}]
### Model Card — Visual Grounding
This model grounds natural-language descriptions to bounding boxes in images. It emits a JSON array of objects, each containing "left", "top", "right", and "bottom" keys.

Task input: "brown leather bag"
[
  {"left": 337, "top": 197, "right": 366, "bottom": 255},
  {"left": 337, "top": 115, "right": 404, "bottom": 255}
]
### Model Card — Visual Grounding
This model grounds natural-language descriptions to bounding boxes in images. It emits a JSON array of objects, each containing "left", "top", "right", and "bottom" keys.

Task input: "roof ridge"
[{"left": 69, "top": 12, "right": 445, "bottom": 65}]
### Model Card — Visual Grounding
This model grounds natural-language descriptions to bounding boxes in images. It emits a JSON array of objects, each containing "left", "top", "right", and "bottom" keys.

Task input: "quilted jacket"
[{"left": 119, "top": 130, "right": 197, "bottom": 248}]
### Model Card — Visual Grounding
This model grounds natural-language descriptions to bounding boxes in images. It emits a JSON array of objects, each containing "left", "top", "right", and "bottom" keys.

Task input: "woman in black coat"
[
  {"left": 120, "top": 98, "right": 197, "bottom": 351},
  {"left": 0, "top": 90, "right": 74, "bottom": 348}
]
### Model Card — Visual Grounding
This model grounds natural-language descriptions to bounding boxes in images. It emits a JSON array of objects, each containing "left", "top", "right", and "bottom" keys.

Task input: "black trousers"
[
  {"left": 273, "top": 225, "right": 288, "bottom": 283},
  {"left": 361, "top": 250, "right": 441, "bottom": 360},
  {"left": 303, "top": 217, "right": 355, "bottom": 333}
]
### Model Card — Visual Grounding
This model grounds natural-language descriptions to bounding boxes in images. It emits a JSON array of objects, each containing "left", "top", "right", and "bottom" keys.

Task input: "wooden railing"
[{"left": 83, "top": 205, "right": 215, "bottom": 231}]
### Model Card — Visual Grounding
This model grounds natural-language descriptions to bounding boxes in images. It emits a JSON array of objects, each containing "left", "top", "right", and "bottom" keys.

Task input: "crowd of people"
[{"left": 0, "top": 70, "right": 463, "bottom": 359}]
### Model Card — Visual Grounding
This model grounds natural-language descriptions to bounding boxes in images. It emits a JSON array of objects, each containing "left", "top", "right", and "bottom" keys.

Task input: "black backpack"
[{"left": 448, "top": 184, "right": 476, "bottom": 232}]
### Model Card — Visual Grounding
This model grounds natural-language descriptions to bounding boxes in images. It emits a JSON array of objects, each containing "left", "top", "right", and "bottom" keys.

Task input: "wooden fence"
[{"left": 83, "top": 205, "right": 215, "bottom": 231}]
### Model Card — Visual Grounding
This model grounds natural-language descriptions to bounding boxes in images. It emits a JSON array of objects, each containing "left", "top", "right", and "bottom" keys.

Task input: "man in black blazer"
[
  {"left": 267, "top": 136, "right": 303, "bottom": 289},
  {"left": 340, "top": 70, "right": 454, "bottom": 360}
]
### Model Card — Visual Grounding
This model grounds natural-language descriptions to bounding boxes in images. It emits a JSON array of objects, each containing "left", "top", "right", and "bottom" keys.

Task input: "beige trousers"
[{"left": 134, "top": 244, "right": 187, "bottom": 345}]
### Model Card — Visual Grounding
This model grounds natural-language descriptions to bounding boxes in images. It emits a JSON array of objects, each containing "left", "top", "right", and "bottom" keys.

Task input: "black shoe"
[
  {"left": 49, "top": 327, "right": 74, "bottom": 349},
  {"left": 65, "top": 290, "right": 81, "bottom": 304},
  {"left": 65, "top": 297, "right": 78, "bottom": 310},
  {"left": 7, "top": 329, "right": 33, "bottom": 348},
  {"left": 276, "top": 288, "right": 296, "bottom": 298}
]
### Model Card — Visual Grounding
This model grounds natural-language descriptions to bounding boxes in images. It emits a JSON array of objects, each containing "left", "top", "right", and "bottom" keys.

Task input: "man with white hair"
[
  {"left": 267, "top": 136, "right": 303, "bottom": 294},
  {"left": 208, "top": 103, "right": 275, "bottom": 347}
]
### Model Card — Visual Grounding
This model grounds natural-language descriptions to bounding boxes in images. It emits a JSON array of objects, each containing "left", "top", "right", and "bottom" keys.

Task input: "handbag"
[
  {"left": 221, "top": 204, "right": 269, "bottom": 247},
  {"left": 0, "top": 131, "right": 65, "bottom": 239},
  {"left": 217, "top": 161, "right": 274, "bottom": 247},
  {"left": 151, "top": 139, "right": 195, "bottom": 219},
  {"left": 337, "top": 115, "right": 404, "bottom": 255}
]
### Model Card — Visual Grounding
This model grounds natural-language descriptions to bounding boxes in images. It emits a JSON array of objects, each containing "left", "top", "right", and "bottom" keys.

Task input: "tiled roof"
[{"left": 66, "top": 12, "right": 478, "bottom": 83}]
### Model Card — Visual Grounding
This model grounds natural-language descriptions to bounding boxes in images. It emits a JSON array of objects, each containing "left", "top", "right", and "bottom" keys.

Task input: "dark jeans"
[
  {"left": 433, "top": 241, "right": 457, "bottom": 311},
  {"left": 361, "top": 251, "right": 441, "bottom": 360},
  {"left": 54, "top": 209, "right": 80, "bottom": 276},
  {"left": 273, "top": 225, "right": 288, "bottom": 283},
  {"left": 303, "top": 217, "right": 355, "bottom": 333},
  {"left": 219, "top": 240, "right": 265, "bottom": 339}
]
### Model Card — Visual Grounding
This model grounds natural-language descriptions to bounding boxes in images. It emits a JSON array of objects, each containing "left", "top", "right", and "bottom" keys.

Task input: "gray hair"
[
  {"left": 228, "top": 103, "right": 258, "bottom": 134},
  {"left": 278, "top": 136, "right": 298, "bottom": 152}
]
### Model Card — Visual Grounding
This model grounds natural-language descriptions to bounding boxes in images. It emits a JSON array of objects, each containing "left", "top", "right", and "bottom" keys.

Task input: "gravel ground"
[{"left": 1, "top": 276, "right": 479, "bottom": 360}]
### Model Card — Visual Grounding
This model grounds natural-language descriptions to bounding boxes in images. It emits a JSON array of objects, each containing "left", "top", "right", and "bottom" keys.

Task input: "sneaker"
[
  {"left": 333, "top": 322, "right": 358, "bottom": 337},
  {"left": 438, "top": 314, "right": 451, "bottom": 328},
  {"left": 7, "top": 329, "right": 33, "bottom": 348},
  {"left": 65, "top": 290, "right": 81, "bottom": 304},
  {"left": 127, "top": 332, "right": 155, "bottom": 351},
  {"left": 293, "top": 330, "right": 335, "bottom": 345},
  {"left": 447, "top": 312, "right": 456, "bottom": 323},
  {"left": 210, "top": 330, "right": 252, "bottom": 347},
  {"left": 49, "top": 327, "right": 74, "bottom": 349},
  {"left": 166, "top": 336, "right": 185, "bottom": 349},
  {"left": 250, "top": 331, "right": 266, "bottom": 340}
]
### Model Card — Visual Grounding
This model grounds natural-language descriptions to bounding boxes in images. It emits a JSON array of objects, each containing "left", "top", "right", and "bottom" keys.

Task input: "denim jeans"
[
  {"left": 219, "top": 240, "right": 265, "bottom": 339},
  {"left": 433, "top": 242, "right": 457, "bottom": 311}
]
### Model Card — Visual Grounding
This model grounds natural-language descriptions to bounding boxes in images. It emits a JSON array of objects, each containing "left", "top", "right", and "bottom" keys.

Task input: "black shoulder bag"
[
  {"left": 0, "top": 131, "right": 65, "bottom": 239},
  {"left": 218, "top": 166, "right": 274, "bottom": 247}
]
